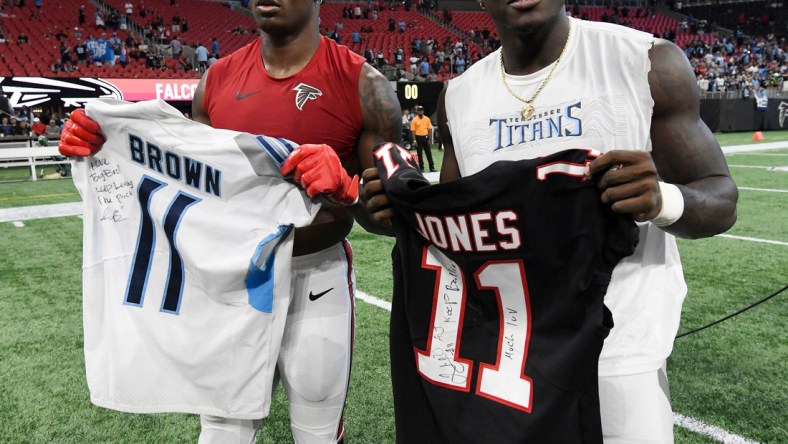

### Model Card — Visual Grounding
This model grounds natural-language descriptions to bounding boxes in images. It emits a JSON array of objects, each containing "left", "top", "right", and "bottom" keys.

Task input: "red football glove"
[
  {"left": 59, "top": 109, "right": 106, "bottom": 157},
  {"left": 280, "top": 144, "right": 359, "bottom": 206}
]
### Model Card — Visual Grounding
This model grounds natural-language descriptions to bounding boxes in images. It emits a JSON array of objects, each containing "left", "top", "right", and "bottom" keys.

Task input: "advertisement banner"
[{"left": 0, "top": 77, "right": 200, "bottom": 109}]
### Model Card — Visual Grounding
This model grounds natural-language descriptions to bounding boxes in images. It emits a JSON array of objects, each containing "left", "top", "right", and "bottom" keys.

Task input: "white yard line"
[
  {"left": 0, "top": 202, "right": 82, "bottom": 223},
  {"left": 673, "top": 413, "right": 760, "bottom": 444},
  {"left": 738, "top": 187, "right": 788, "bottom": 193},
  {"left": 356, "top": 291, "right": 760, "bottom": 444},
  {"left": 727, "top": 165, "right": 775, "bottom": 169},
  {"left": 727, "top": 153, "right": 788, "bottom": 156},
  {"left": 721, "top": 141, "right": 788, "bottom": 153},
  {"left": 716, "top": 234, "right": 788, "bottom": 246}
]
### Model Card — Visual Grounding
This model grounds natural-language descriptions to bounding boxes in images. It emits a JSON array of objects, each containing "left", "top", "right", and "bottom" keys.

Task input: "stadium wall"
[{"left": 700, "top": 99, "right": 788, "bottom": 133}]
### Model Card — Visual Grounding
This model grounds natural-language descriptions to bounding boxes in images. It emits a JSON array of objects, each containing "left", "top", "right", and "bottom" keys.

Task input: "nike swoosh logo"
[
  {"left": 308, "top": 288, "right": 334, "bottom": 301},
  {"left": 235, "top": 90, "right": 262, "bottom": 100}
]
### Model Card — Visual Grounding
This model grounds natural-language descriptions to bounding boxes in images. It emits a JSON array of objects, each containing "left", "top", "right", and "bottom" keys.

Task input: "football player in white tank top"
[{"left": 363, "top": 2, "right": 738, "bottom": 443}]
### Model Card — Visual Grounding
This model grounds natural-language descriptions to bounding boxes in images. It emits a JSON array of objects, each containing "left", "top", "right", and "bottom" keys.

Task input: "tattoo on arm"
[{"left": 358, "top": 64, "right": 402, "bottom": 170}]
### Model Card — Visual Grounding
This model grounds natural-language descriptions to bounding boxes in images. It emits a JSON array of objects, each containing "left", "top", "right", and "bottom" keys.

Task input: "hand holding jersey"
[
  {"left": 59, "top": 109, "right": 106, "bottom": 157},
  {"left": 587, "top": 151, "right": 686, "bottom": 227},
  {"left": 58, "top": 109, "right": 361, "bottom": 208},
  {"left": 281, "top": 143, "right": 360, "bottom": 206},
  {"left": 359, "top": 163, "right": 396, "bottom": 229}
]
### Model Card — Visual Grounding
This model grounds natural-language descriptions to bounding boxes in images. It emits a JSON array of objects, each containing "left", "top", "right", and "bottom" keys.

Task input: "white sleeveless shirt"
[{"left": 446, "top": 18, "right": 687, "bottom": 376}]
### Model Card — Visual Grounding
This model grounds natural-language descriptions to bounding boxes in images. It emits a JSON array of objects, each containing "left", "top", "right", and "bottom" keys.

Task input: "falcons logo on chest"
[{"left": 293, "top": 83, "right": 322, "bottom": 111}]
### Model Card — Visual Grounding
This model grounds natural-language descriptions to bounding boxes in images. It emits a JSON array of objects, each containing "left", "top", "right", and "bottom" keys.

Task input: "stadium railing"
[{"left": 0, "top": 137, "right": 70, "bottom": 181}]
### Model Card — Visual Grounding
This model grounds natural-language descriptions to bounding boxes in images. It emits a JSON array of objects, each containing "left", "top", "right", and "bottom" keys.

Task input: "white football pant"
[{"left": 200, "top": 241, "right": 355, "bottom": 444}]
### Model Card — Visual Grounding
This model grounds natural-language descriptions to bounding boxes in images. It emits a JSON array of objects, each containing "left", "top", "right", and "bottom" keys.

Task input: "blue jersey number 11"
[{"left": 124, "top": 176, "right": 201, "bottom": 315}]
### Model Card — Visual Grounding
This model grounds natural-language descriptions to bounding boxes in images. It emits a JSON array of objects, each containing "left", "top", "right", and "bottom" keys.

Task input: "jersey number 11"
[{"left": 124, "top": 176, "right": 201, "bottom": 315}]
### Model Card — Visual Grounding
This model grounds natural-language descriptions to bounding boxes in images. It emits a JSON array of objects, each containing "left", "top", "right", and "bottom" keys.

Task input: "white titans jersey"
[
  {"left": 445, "top": 18, "right": 687, "bottom": 376},
  {"left": 72, "top": 99, "right": 320, "bottom": 419}
]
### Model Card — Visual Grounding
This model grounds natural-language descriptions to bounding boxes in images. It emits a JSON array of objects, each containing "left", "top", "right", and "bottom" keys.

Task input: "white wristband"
[{"left": 649, "top": 182, "right": 684, "bottom": 227}]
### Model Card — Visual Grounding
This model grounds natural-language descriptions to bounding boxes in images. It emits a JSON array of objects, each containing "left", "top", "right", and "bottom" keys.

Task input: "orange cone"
[{"left": 752, "top": 131, "right": 765, "bottom": 141}]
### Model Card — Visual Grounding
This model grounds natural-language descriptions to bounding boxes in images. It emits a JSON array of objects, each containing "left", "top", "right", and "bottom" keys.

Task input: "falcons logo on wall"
[
  {"left": 293, "top": 83, "right": 322, "bottom": 111},
  {"left": 0, "top": 77, "right": 123, "bottom": 108}
]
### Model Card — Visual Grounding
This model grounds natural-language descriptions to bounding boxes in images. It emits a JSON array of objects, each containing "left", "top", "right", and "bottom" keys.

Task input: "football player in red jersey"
[{"left": 60, "top": 0, "right": 400, "bottom": 442}]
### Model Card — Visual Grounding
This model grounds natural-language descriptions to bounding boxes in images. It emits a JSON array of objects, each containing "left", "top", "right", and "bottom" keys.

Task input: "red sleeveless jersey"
[{"left": 203, "top": 36, "right": 365, "bottom": 162}]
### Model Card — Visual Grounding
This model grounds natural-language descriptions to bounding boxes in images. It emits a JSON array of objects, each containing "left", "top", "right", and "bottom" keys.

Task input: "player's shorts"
[
  {"left": 200, "top": 241, "right": 355, "bottom": 444},
  {"left": 599, "top": 363, "right": 674, "bottom": 444}
]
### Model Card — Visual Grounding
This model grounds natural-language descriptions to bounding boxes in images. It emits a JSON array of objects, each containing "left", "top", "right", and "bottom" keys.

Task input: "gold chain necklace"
[{"left": 500, "top": 20, "right": 573, "bottom": 120}]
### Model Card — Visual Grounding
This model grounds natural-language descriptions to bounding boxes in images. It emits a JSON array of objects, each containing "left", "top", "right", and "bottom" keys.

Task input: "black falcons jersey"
[{"left": 374, "top": 144, "right": 639, "bottom": 443}]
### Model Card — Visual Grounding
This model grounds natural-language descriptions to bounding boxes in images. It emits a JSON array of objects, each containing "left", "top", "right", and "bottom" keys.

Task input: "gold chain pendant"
[{"left": 521, "top": 105, "right": 535, "bottom": 120}]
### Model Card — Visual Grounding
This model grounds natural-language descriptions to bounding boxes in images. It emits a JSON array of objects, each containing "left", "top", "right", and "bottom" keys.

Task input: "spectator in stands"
[
  {"left": 172, "top": 13, "right": 181, "bottom": 33},
  {"left": 118, "top": 44, "right": 128, "bottom": 67},
  {"left": 697, "top": 74, "right": 710, "bottom": 92},
  {"left": 7, "top": 116, "right": 19, "bottom": 135},
  {"left": 17, "top": 106, "right": 30, "bottom": 123},
  {"left": 329, "top": 27, "right": 340, "bottom": 43},
  {"left": 30, "top": 117, "right": 46, "bottom": 137},
  {"left": 394, "top": 47, "right": 404, "bottom": 69},
  {"left": 16, "top": 32, "right": 29, "bottom": 44},
  {"left": 398, "top": 20, "right": 406, "bottom": 33},
  {"left": 211, "top": 37, "right": 220, "bottom": 58},
  {"left": 411, "top": 37, "right": 422, "bottom": 55},
  {"left": 408, "top": 54, "right": 419, "bottom": 75},
  {"left": 454, "top": 53, "right": 466, "bottom": 74},
  {"left": 207, "top": 52, "right": 218, "bottom": 68},
  {"left": 181, "top": 18, "right": 189, "bottom": 33},
  {"left": 195, "top": 42, "right": 209, "bottom": 73},
  {"left": 12, "top": 118, "right": 29, "bottom": 137},
  {"left": 0, "top": 117, "right": 11, "bottom": 137},
  {"left": 78, "top": 5, "right": 86, "bottom": 26},
  {"left": 95, "top": 11, "right": 105, "bottom": 30},
  {"left": 110, "top": 31, "right": 123, "bottom": 51},
  {"left": 754, "top": 86, "right": 768, "bottom": 128},
  {"left": 169, "top": 35, "right": 182, "bottom": 59},
  {"left": 74, "top": 39, "right": 88, "bottom": 66},
  {"left": 124, "top": 1, "right": 132, "bottom": 16},
  {"left": 388, "top": 17, "right": 395, "bottom": 32},
  {"left": 418, "top": 56, "right": 430, "bottom": 78}
]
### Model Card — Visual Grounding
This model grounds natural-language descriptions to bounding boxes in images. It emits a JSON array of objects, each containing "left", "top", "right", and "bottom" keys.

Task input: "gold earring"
[{"left": 478, "top": 1, "right": 485, "bottom": 8}]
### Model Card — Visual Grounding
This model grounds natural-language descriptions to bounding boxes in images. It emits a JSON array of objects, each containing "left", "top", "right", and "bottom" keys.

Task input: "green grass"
[
  {"left": 0, "top": 177, "right": 80, "bottom": 209},
  {"left": 0, "top": 132, "right": 786, "bottom": 443}
]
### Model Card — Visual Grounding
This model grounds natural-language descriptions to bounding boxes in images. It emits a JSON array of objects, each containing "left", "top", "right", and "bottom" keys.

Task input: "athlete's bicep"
[
  {"left": 648, "top": 39, "right": 728, "bottom": 184},
  {"left": 437, "top": 88, "right": 460, "bottom": 182},
  {"left": 191, "top": 71, "right": 212, "bottom": 126},
  {"left": 357, "top": 63, "right": 402, "bottom": 170}
]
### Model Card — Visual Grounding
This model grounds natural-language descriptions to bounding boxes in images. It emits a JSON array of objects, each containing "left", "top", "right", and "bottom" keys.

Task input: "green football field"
[{"left": 0, "top": 131, "right": 785, "bottom": 443}]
